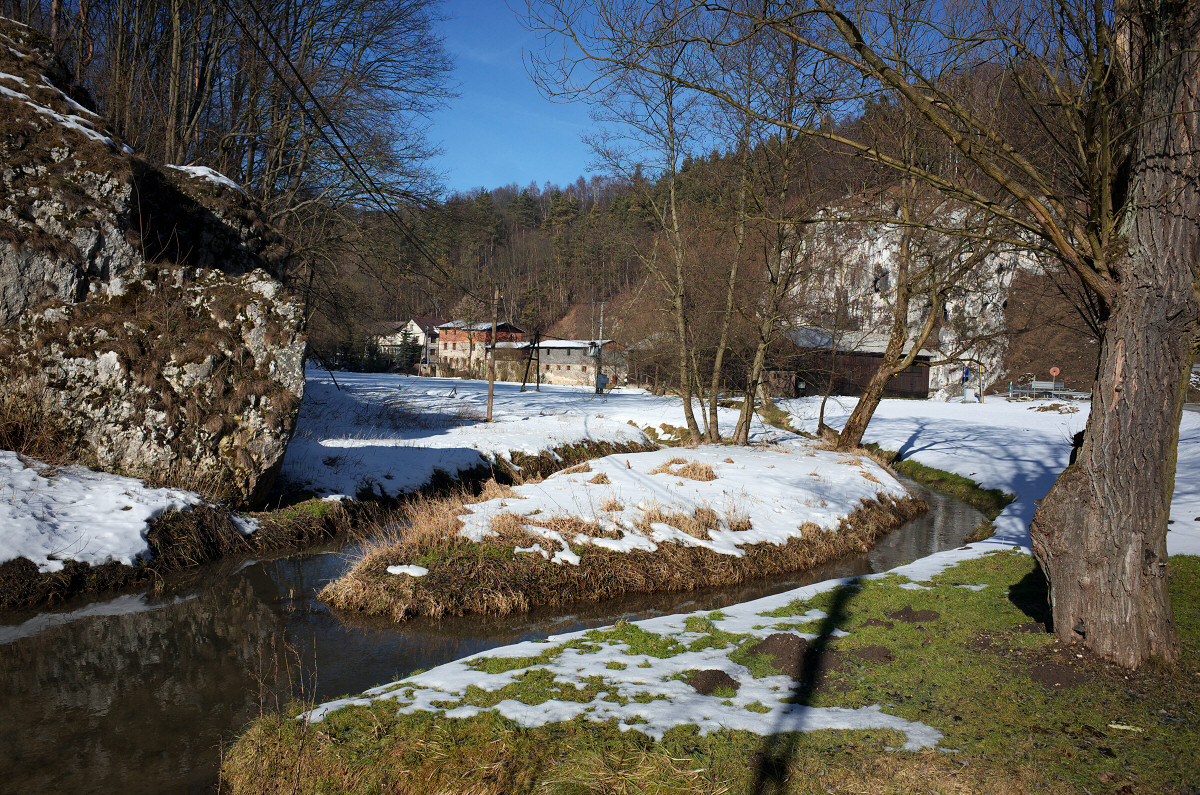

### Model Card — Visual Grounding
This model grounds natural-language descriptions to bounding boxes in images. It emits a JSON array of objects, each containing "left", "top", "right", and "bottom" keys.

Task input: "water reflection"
[{"left": 0, "top": 478, "right": 982, "bottom": 794}]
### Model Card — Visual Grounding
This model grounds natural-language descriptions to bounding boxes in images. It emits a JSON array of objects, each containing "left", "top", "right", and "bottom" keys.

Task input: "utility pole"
[
  {"left": 594, "top": 301, "right": 605, "bottom": 394},
  {"left": 520, "top": 330, "right": 539, "bottom": 392},
  {"left": 487, "top": 284, "right": 499, "bottom": 422}
]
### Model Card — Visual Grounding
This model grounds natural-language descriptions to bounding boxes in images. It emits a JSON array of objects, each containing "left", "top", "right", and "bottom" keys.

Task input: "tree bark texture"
[{"left": 1030, "top": 0, "right": 1199, "bottom": 668}]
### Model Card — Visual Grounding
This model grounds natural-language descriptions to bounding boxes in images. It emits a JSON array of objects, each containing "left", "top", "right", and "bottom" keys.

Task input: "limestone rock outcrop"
[{"left": 0, "top": 17, "right": 305, "bottom": 507}]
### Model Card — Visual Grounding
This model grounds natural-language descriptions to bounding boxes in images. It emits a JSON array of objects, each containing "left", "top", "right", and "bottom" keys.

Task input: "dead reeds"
[
  {"left": 648, "top": 457, "right": 717, "bottom": 481},
  {"left": 319, "top": 492, "right": 927, "bottom": 623}
]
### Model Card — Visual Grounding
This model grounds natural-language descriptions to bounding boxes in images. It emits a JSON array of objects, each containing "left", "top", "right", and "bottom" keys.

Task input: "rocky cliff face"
[
  {"left": 0, "top": 17, "right": 305, "bottom": 507},
  {"left": 802, "top": 208, "right": 1029, "bottom": 397}
]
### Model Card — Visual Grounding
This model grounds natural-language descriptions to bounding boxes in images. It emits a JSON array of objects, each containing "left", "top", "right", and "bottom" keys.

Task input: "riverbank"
[
  {"left": 320, "top": 442, "right": 927, "bottom": 621},
  {"left": 223, "top": 550, "right": 1200, "bottom": 794},
  {"left": 221, "top": 394, "right": 1200, "bottom": 793},
  {"left": 1, "top": 367, "right": 683, "bottom": 611}
]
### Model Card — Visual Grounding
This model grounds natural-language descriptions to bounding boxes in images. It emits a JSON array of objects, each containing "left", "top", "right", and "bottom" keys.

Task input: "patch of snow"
[
  {"left": 386, "top": 564, "right": 429, "bottom": 577},
  {"left": 303, "top": 571, "right": 942, "bottom": 750},
  {"left": 0, "top": 451, "right": 204, "bottom": 572},
  {"left": 455, "top": 443, "right": 907, "bottom": 562},
  {"left": 231, "top": 515, "right": 259, "bottom": 536},
  {"left": 165, "top": 164, "right": 245, "bottom": 193}
]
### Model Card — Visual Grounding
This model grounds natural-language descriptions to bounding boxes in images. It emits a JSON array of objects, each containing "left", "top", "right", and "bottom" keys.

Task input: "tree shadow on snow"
[{"left": 750, "top": 582, "right": 856, "bottom": 794}]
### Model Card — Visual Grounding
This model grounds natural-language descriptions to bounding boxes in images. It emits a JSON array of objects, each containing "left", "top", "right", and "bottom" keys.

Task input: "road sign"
[{"left": 1050, "top": 366, "right": 1060, "bottom": 377}]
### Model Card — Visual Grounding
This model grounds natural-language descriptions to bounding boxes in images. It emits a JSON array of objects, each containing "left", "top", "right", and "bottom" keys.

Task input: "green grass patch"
[
  {"left": 586, "top": 622, "right": 688, "bottom": 659},
  {"left": 863, "top": 443, "right": 1015, "bottom": 520},
  {"left": 225, "top": 553, "right": 1200, "bottom": 794}
]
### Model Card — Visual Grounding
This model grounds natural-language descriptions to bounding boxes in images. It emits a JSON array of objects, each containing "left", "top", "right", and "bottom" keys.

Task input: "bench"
[{"left": 1008, "top": 380, "right": 1090, "bottom": 400}]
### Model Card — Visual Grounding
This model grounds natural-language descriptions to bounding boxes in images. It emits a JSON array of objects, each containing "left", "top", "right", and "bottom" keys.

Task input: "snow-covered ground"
[
  {"left": 281, "top": 368, "right": 786, "bottom": 499},
  {"left": 438, "top": 443, "right": 908, "bottom": 566},
  {"left": 778, "top": 395, "right": 1200, "bottom": 557},
  {"left": 306, "top": 578, "right": 945, "bottom": 750},
  {"left": 3, "top": 369, "right": 1195, "bottom": 583},
  {"left": 301, "top": 390, "right": 1200, "bottom": 746},
  {"left": 0, "top": 451, "right": 203, "bottom": 572}
]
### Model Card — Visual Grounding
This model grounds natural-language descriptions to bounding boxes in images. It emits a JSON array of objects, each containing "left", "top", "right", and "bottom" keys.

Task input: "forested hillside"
[{"left": 1, "top": 0, "right": 1108, "bottom": 408}]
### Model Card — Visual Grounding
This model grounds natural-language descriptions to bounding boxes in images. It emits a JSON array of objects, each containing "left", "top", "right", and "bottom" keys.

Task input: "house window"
[
  {"left": 582, "top": 365, "right": 588, "bottom": 373},
  {"left": 565, "top": 365, "right": 571, "bottom": 371},
  {"left": 556, "top": 365, "right": 561, "bottom": 371},
  {"left": 545, "top": 364, "right": 551, "bottom": 370},
  {"left": 452, "top": 342, "right": 457, "bottom": 350}
]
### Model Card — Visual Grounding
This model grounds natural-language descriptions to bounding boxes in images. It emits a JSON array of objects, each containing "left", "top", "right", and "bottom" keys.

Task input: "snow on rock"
[
  {"left": 454, "top": 442, "right": 909, "bottom": 562},
  {"left": 0, "top": 451, "right": 203, "bottom": 572},
  {"left": 165, "top": 164, "right": 245, "bottom": 193},
  {"left": 281, "top": 369, "right": 790, "bottom": 499}
]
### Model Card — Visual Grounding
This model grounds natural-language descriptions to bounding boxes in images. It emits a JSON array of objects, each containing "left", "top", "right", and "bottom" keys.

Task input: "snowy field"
[
  {"left": 443, "top": 443, "right": 908, "bottom": 566},
  {"left": 280, "top": 367, "right": 786, "bottom": 499},
  {"left": 777, "top": 395, "right": 1200, "bottom": 557},
  {"left": 1, "top": 369, "right": 1195, "bottom": 584},
  {"left": 301, "top": 386, "right": 1200, "bottom": 744}
]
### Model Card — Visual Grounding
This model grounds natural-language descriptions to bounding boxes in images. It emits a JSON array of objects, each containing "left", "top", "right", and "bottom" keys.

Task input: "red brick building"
[{"left": 437, "top": 320, "right": 526, "bottom": 373}]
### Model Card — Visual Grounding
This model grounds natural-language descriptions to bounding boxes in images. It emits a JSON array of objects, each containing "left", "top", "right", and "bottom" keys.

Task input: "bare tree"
[{"left": 530, "top": 0, "right": 1197, "bottom": 667}]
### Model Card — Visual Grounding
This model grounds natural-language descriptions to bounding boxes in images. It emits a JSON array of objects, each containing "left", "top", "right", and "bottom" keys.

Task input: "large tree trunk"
[{"left": 1030, "top": 0, "right": 1199, "bottom": 668}]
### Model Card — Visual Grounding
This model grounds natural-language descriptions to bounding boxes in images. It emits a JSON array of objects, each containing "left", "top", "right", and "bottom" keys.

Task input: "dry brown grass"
[
  {"left": 537, "top": 749, "right": 728, "bottom": 794},
  {"left": 561, "top": 462, "right": 592, "bottom": 475},
  {"left": 600, "top": 498, "right": 624, "bottom": 512},
  {"left": 648, "top": 458, "right": 717, "bottom": 481},
  {"left": 321, "top": 490, "right": 927, "bottom": 623},
  {"left": 587, "top": 472, "right": 611, "bottom": 485},
  {"left": 725, "top": 507, "right": 752, "bottom": 532},
  {"left": 526, "top": 514, "right": 607, "bottom": 538},
  {"left": 638, "top": 506, "right": 721, "bottom": 540}
]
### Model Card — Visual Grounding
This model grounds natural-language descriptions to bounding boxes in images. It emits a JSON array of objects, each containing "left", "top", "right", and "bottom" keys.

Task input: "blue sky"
[{"left": 427, "top": 1, "right": 597, "bottom": 195}]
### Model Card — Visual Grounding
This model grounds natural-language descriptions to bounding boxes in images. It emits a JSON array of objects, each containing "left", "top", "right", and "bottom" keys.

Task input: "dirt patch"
[
  {"left": 1012, "top": 621, "right": 1049, "bottom": 634},
  {"left": 748, "top": 633, "right": 844, "bottom": 680},
  {"left": 850, "top": 645, "right": 895, "bottom": 663},
  {"left": 860, "top": 618, "right": 894, "bottom": 629},
  {"left": 886, "top": 606, "right": 941, "bottom": 623},
  {"left": 1029, "top": 662, "right": 1085, "bottom": 689},
  {"left": 688, "top": 669, "right": 740, "bottom": 695}
]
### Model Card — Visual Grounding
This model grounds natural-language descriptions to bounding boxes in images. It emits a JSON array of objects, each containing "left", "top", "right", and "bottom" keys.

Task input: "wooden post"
[
  {"left": 520, "top": 331, "right": 538, "bottom": 392},
  {"left": 594, "top": 302, "right": 604, "bottom": 394},
  {"left": 487, "top": 285, "right": 499, "bottom": 422}
]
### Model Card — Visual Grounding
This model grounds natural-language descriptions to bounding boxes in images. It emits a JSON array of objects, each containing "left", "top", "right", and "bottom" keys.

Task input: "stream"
[{"left": 0, "top": 477, "right": 985, "bottom": 794}]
